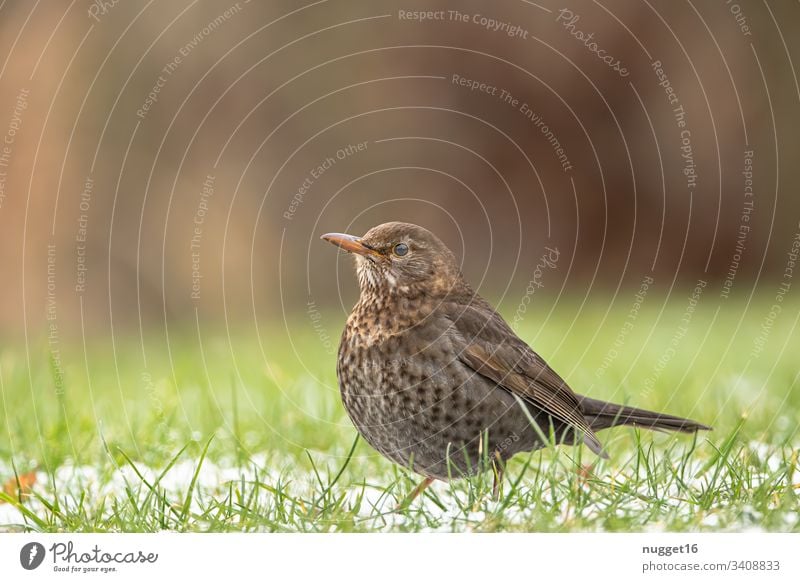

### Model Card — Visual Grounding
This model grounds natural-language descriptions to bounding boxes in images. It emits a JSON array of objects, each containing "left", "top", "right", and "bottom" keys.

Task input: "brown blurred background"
[{"left": 0, "top": 0, "right": 798, "bottom": 339}]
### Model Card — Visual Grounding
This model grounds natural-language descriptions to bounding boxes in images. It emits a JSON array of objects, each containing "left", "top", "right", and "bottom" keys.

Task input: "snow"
[{"left": 1, "top": 439, "right": 797, "bottom": 531}]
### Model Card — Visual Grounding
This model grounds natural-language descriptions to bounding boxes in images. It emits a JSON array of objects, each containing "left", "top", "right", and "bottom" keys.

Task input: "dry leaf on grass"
[{"left": 1, "top": 470, "right": 37, "bottom": 503}]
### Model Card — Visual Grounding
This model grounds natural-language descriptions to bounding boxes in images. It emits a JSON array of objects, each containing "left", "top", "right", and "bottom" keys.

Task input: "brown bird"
[{"left": 322, "top": 222, "right": 710, "bottom": 502}]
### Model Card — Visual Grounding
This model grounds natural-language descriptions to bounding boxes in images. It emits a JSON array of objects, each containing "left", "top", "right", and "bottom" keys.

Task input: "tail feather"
[{"left": 580, "top": 396, "right": 711, "bottom": 433}]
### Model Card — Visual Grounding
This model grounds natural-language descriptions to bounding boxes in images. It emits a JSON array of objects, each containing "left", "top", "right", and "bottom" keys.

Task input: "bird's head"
[{"left": 321, "top": 222, "right": 463, "bottom": 297}]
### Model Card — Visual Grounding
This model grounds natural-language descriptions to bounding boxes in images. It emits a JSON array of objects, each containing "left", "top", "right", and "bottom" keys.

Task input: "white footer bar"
[{"left": 1, "top": 533, "right": 796, "bottom": 581}]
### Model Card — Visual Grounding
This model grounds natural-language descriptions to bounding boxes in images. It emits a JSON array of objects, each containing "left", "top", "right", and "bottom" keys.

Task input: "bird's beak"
[{"left": 320, "top": 232, "right": 382, "bottom": 258}]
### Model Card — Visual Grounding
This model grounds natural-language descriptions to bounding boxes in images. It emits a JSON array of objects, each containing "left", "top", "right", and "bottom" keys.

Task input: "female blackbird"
[{"left": 322, "top": 222, "right": 709, "bottom": 499}]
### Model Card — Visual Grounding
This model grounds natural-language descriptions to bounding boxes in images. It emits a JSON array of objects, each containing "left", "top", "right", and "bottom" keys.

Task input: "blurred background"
[{"left": 0, "top": 0, "right": 797, "bottom": 340}]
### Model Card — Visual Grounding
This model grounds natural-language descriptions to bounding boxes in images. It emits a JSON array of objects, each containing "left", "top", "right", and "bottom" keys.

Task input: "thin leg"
[
  {"left": 397, "top": 476, "right": 434, "bottom": 509},
  {"left": 577, "top": 463, "right": 594, "bottom": 485},
  {"left": 492, "top": 452, "right": 504, "bottom": 500}
]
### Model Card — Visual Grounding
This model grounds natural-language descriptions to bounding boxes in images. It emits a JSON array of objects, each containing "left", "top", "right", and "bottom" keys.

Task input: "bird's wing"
[{"left": 444, "top": 297, "right": 606, "bottom": 456}]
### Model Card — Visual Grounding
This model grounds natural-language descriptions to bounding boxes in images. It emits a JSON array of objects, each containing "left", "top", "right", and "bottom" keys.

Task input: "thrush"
[{"left": 322, "top": 222, "right": 710, "bottom": 500}]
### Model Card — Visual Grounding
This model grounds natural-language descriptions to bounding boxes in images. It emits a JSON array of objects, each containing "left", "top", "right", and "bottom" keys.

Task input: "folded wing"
[{"left": 444, "top": 295, "right": 606, "bottom": 457}]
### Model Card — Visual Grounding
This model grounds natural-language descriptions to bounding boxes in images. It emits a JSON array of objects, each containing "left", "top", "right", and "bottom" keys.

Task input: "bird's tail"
[{"left": 579, "top": 396, "right": 711, "bottom": 433}]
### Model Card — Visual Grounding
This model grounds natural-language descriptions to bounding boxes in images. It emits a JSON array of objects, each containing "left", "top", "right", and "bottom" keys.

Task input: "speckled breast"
[{"left": 336, "top": 301, "right": 540, "bottom": 479}]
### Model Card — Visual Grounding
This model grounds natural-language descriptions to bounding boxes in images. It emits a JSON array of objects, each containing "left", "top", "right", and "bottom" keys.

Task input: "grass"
[{"left": 0, "top": 294, "right": 798, "bottom": 532}]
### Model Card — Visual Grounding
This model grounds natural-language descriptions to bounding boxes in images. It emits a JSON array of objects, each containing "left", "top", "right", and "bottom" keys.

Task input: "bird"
[{"left": 321, "top": 222, "right": 710, "bottom": 502}]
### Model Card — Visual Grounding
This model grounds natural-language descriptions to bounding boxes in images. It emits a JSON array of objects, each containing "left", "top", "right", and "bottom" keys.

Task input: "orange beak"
[{"left": 321, "top": 233, "right": 382, "bottom": 258}]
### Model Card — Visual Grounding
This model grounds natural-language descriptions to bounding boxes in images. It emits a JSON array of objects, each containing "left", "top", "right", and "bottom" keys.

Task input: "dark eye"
[{"left": 393, "top": 242, "right": 409, "bottom": 257}]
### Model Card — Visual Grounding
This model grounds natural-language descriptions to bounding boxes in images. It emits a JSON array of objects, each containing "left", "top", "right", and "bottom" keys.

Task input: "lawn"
[{"left": 1, "top": 294, "right": 798, "bottom": 532}]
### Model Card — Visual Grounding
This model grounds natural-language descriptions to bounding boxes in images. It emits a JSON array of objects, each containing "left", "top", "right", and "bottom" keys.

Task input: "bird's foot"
[
  {"left": 491, "top": 452, "right": 504, "bottom": 501},
  {"left": 396, "top": 476, "right": 434, "bottom": 510},
  {"left": 576, "top": 463, "right": 595, "bottom": 486}
]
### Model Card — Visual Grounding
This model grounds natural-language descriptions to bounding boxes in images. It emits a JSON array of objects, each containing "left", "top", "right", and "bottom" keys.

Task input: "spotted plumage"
[{"left": 322, "top": 222, "right": 710, "bottom": 484}]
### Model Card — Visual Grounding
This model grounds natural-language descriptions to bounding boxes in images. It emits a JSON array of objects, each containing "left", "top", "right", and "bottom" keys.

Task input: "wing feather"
[{"left": 444, "top": 297, "right": 606, "bottom": 456}]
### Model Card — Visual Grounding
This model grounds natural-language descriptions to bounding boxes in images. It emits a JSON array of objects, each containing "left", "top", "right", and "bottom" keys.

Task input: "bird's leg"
[
  {"left": 491, "top": 452, "right": 504, "bottom": 500},
  {"left": 397, "top": 476, "right": 434, "bottom": 509}
]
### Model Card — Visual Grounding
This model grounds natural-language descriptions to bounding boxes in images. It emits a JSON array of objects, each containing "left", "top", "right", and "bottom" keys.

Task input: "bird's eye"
[{"left": 393, "top": 242, "right": 409, "bottom": 257}]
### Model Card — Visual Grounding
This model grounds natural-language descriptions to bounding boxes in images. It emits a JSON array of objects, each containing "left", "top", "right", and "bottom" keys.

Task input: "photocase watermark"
[
  {"left": 556, "top": 8, "right": 629, "bottom": 77},
  {"left": 307, "top": 297, "right": 336, "bottom": 356},
  {"left": 141, "top": 370, "right": 170, "bottom": 437},
  {"left": 397, "top": 9, "right": 529, "bottom": 39},
  {"left": 596, "top": 274, "right": 654, "bottom": 378},
  {"left": 514, "top": 101, "right": 572, "bottom": 172},
  {"left": 451, "top": 74, "right": 573, "bottom": 172},
  {"left": 496, "top": 432, "right": 520, "bottom": 454},
  {"left": 652, "top": 60, "right": 679, "bottom": 107},
  {"left": 87, "top": 0, "right": 122, "bottom": 23},
  {"left": 347, "top": 356, "right": 430, "bottom": 373},
  {"left": 23, "top": 540, "right": 159, "bottom": 574},
  {"left": 46, "top": 243, "right": 65, "bottom": 396},
  {"left": 75, "top": 176, "right": 94, "bottom": 294},
  {"left": 651, "top": 59, "right": 697, "bottom": 192},
  {"left": 721, "top": 149, "right": 754, "bottom": 299},
  {"left": 190, "top": 174, "right": 215, "bottom": 301},
  {"left": 511, "top": 246, "right": 560, "bottom": 329},
  {"left": 750, "top": 222, "right": 800, "bottom": 359},
  {"left": 0, "top": 87, "right": 30, "bottom": 209},
  {"left": 725, "top": 0, "right": 752, "bottom": 37},
  {"left": 641, "top": 279, "right": 706, "bottom": 398},
  {"left": 676, "top": 107, "right": 697, "bottom": 191},
  {"left": 136, "top": 2, "right": 249, "bottom": 119},
  {"left": 284, "top": 141, "right": 369, "bottom": 220}
]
